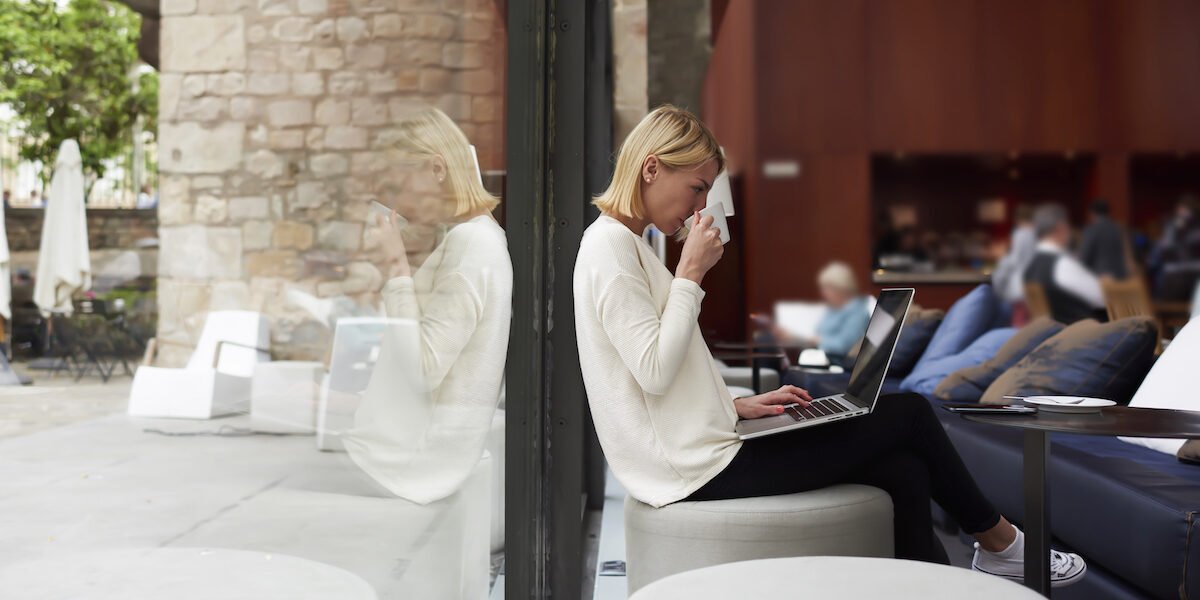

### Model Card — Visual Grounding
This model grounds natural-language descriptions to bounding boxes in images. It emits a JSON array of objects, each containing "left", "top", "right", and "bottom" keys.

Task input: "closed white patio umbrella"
[{"left": 33, "top": 139, "right": 91, "bottom": 316}]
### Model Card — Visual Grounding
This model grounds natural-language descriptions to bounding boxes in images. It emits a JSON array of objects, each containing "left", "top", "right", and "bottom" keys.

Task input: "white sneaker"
[{"left": 971, "top": 529, "right": 1087, "bottom": 588}]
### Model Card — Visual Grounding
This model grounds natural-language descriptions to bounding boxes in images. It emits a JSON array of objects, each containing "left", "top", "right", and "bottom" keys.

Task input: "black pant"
[{"left": 687, "top": 393, "right": 1001, "bottom": 564}]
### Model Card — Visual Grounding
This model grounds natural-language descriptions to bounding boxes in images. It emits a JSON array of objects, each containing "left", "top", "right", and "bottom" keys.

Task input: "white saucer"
[{"left": 1022, "top": 396, "right": 1116, "bottom": 413}]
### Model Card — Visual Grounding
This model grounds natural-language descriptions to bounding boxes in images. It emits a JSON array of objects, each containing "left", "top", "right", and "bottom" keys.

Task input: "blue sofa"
[
  {"left": 780, "top": 285, "right": 1198, "bottom": 599},
  {"left": 782, "top": 366, "right": 1199, "bottom": 599}
]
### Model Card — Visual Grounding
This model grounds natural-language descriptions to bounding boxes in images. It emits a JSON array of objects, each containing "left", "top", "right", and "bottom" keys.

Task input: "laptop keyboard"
[{"left": 785, "top": 396, "right": 851, "bottom": 422}]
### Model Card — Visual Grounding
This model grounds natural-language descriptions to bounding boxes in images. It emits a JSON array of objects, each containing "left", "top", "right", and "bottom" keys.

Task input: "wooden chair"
[
  {"left": 1102, "top": 277, "right": 1164, "bottom": 354},
  {"left": 1023, "top": 282, "right": 1051, "bottom": 321}
]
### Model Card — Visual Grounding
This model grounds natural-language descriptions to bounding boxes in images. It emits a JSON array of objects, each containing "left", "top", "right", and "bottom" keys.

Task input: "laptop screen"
[{"left": 844, "top": 289, "right": 913, "bottom": 408}]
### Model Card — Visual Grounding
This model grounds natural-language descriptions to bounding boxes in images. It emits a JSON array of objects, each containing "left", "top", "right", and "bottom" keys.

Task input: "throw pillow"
[
  {"left": 980, "top": 317, "right": 1158, "bottom": 405},
  {"left": 886, "top": 305, "right": 945, "bottom": 377},
  {"left": 1120, "top": 317, "right": 1199, "bottom": 456},
  {"left": 934, "top": 317, "right": 1065, "bottom": 402},
  {"left": 901, "top": 327, "right": 1016, "bottom": 396},
  {"left": 909, "top": 284, "right": 1005, "bottom": 375},
  {"left": 1177, "top": 440, "right": 1200, "bottom": 466}
]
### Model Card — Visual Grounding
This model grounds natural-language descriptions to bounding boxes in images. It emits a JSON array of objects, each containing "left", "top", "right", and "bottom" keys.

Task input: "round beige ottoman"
[
  {"left": 629, "top": 556, "right": 1044, "bottom": 599},
  {"left": 624, "top": 484, "right": 894, "bottom": 594}
]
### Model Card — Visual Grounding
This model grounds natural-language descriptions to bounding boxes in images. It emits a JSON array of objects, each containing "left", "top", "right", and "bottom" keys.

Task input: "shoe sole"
[{"left": 972, "top": 562, "right": 1087, "bottom": 588}]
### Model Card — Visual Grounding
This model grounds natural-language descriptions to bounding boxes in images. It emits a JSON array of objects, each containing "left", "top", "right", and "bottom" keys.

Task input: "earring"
[{"left": 645, "top": 177, "right": 650, "bottom": 182}]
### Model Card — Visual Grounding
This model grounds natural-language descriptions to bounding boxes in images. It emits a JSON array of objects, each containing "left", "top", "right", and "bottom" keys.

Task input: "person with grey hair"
[
  {"left": 991, "top": 204, "right": 1036, "bottom": 304},
  {"left": 757, "top": 261, "right": 871, "bottom": 367},
  {"left": 1022, "top": 203, "right": 1106, "bottom": 323}
]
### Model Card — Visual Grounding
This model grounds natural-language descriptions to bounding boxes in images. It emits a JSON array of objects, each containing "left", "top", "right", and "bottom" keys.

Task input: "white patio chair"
[
  {"left": 127, "top": 310, "right": 270, "bottom": 419},
  {"left": 316, "top": 317, "right": 391, "bottom": 452},
  {"left": 317, "top": 316, "right": 508, "bottom": 553}
]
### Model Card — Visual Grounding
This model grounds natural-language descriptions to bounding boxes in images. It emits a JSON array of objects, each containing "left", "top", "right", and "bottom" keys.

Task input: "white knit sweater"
[
  {"left": 574, "top": 216, "right": 742, "bottom": 507},
  {"left": 344, "top": 215, "right": 512, "bottom": 504}
]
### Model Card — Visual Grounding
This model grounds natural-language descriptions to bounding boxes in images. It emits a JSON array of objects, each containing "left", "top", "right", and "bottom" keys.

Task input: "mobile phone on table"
[{"left": 940, "top": 403, "right": 1037, "bottom": 415}]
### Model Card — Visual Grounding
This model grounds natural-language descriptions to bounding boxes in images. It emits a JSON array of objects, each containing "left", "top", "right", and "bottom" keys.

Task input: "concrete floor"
[
  {"left": 0, "top": 361, "right": 133, "bottom": 440},
  {"left": 0, "top": 400, "right": 494, "bottom": 599}
]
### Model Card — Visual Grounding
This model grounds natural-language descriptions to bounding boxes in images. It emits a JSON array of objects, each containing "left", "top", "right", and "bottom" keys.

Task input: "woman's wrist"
[
  {"left": 675, "top": 260, "right": 704, "bottom": 286},
  {"left": 387, "top": 258, "right": 411, "bottom": 278}
]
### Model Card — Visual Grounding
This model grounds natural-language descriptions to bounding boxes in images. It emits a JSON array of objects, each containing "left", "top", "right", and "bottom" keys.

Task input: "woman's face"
[
  {"left": 820, "top": 284, "right": 853, "bottom": 308},
  {"left": 640, "top": 156, "right": 719, "bottom": 236},
  {"left": 378, "top": 153, "right": 448, "bottom": 225}
]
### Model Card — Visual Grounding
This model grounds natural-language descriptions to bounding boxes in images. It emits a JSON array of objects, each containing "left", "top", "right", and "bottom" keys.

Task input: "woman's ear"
[
  {"left": 641, "top": 155, "right": 659, "bottom": 183},
  {"left": 431, "top": 155, "right": 448, "bottom": 184}
]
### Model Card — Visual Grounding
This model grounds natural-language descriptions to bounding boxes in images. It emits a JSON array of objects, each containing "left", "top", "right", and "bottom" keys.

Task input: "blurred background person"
[
  {"left": 135, "top": 184, "right": 155, "bottom": 209},
  {"left": 1023, "top": 203, "right": 1107, "bottom": 324},
  {"left": 1148, "top": 194, "right": 1200, "bottom": 300},
  {"left": 809, "top": 261, "right": 871, "bottom": 361},
  {"left": 992, "top": 204, "right": 1036, "bottom": 304},
  {"left": 756, "top": 261, "right": 870, "bottom": 367},
  {"left": 1078, "top": 199, "right": 1129, "bottom": 280}
]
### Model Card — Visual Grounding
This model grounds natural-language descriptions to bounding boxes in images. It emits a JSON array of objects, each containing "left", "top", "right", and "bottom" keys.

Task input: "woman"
[
  {"left": 810, "top": 262, "right": 870, "bottom": 357},
  {"left": 344, "top": 106, "right": 512, "bottom": 505},
  {"left": 573, "top": 105, "right": 1085, "bottom": 586},
  {"left": 759, "top": 261, "right": 869, "bottom": 366}
]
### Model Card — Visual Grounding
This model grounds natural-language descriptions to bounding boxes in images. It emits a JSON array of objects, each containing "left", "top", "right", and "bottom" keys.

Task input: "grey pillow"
[
  {"left": 1178, "top": 440, "right": 1200, "bottom": 466},
  {"left": 934, "top": 317, "right": 1064, "bottom": 402},
  {"left": 980, "top": 317, "right": 1158, "bottom": 405}
]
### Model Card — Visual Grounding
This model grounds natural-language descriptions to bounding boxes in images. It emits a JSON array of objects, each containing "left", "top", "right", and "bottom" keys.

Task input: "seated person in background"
[
  {"left": 1023, "top": 203, "right": 1107, "bottom": 324},
  {"left": 991, "top": 204, "right": 1036, "bottom": 304},
  {"left": 809, "top": 262, "right": 871, "bottom": 362},
  {"left": 1078, "top": 199, "right": 1129, "bottom": 280},
  {"left": 758, "top": 262, "right": 870, "bottom": 367}
]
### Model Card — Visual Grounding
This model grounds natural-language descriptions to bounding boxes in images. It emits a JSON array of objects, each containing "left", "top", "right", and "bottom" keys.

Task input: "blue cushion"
[
  {"left": 886, "top": 307, "right": 944, "bottom": 378},
  {"left": 905, "top": 284, "right": 1005, "bottom": 379},
  {"left": 934, "top": 317, "right": 1066, "bottom": 402},
  {"left": 979, "top": 317, "right": 1158, "bottom": 405},
  {"left": 900, "top": 328, "right": 1016, "bottom": 395}
]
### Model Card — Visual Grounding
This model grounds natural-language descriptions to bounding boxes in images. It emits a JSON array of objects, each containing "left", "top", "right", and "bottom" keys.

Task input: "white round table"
[
  {"left": 0, "top": 548, "right": 377, "bottom": 600},
  {"left": 629, "top": 556, "right": 1044, "bottom": 599}
]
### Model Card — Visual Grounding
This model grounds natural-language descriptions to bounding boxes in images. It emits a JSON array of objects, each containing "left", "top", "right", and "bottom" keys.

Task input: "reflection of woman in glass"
[
  {"left": 344, "top": 107, "right": 512, "bottom": 505},
  {"left": 572, "top": 106, "right": 1084, "bottom": 585}
]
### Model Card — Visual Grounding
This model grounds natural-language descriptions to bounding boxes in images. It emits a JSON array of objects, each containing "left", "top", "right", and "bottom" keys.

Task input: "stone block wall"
[
  {"left": 4, "top": 208, "right": 159, "bottom": 252},
  {"left": 612, "top": 0, "right": 647, "bottom": 144},
  {"left": 155, "top": 0, "right": 506, "bottom": 365}
]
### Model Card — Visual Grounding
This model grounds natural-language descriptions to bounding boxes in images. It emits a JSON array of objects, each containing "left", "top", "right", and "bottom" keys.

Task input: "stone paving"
[{"left": 0, "top": 362, "right": 132, "bottom": 440}]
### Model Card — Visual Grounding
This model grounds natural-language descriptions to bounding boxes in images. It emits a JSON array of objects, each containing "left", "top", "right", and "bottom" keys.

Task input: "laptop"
[{"left": 735, "top": 288, "right": 914, "bottom": 440}]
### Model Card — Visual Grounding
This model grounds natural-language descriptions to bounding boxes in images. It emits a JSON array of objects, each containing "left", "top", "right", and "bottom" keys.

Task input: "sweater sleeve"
[
  {"left": 381, "top": 271, "right": 485, "bottom": 391},
  {"left": 595, "top": 274, "right": 705, "bottom": 396}
]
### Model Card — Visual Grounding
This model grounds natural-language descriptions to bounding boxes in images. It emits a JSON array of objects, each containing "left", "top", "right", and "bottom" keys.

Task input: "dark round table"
[{"left": 961, "top": 406, "right": 1200, "bottom": 596}]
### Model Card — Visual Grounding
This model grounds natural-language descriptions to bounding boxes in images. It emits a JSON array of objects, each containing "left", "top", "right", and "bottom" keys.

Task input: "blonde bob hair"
[
  {"left": 390, "top": 106, "right": 499, "bottom": 216},
  {"left": 594, "top": 105, "right": 725, "bottom": 219}
]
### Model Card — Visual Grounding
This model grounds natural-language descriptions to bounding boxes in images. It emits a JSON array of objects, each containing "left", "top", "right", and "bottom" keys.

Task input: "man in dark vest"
[
  {"left": 1023, "top": 203, "right": 1107, "bottom": 324},
  {"left": 1078, "top": 199, "right": 1129, "bottom": 279}
]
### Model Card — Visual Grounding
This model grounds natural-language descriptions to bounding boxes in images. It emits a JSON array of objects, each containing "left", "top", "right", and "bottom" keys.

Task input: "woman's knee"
[{"left": 857, "top": 452, "right": 932, "bottom": 501}]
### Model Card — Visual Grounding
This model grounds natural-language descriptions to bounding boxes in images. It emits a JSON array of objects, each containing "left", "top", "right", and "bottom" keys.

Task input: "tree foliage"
[{"left": 0, "top": 0, "right": 156, "bottom": 185}]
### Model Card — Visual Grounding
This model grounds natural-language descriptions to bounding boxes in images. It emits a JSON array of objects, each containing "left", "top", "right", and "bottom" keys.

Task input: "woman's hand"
[
  {"left": 734, "top": 385, "right": 813, "bottom": 419},
  {"left": 367, "top": 210, "right": 412, "bottom": 278},
  {"left": 676, "top": 211, "right": 724, "bottom": 285}
]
